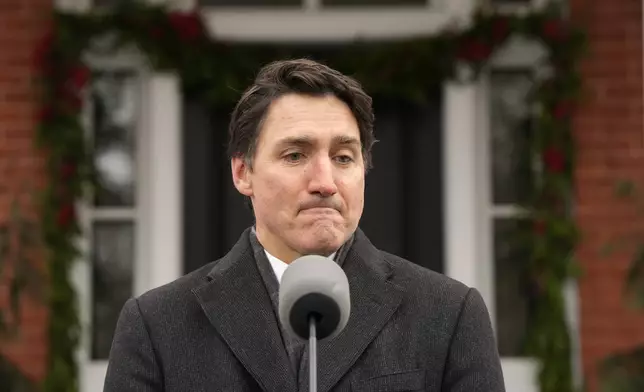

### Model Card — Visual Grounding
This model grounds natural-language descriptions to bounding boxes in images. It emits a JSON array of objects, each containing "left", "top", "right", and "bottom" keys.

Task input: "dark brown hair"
[{"left": 227, "top": 58, "right": 376, "bottom": 171}]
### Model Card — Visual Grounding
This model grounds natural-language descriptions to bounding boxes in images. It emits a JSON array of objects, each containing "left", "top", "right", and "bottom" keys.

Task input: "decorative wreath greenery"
[{"left": 22, "top": 1, "right": 587, "bottom": 391}]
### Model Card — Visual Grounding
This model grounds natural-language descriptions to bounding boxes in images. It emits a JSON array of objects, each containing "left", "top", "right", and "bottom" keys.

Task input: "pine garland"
[{"left": 26, "top": 2, "right": 586, "bottom": 391}]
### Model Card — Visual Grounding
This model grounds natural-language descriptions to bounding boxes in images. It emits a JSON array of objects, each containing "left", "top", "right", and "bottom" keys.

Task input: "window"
[
  {"left": 75, "top": 59, "right": 177, "bottom": 392},
  {"left": 87, "top": 70, "right": 140, "bottom": 360},
  {"left": 487, "top": 69, "right": 535, "bottom": 357}
]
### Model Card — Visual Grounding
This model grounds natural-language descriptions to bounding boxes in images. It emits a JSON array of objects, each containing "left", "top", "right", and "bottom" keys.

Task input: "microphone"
[{"left": 278, "top": 254, "right": 351, "bottom": 392}]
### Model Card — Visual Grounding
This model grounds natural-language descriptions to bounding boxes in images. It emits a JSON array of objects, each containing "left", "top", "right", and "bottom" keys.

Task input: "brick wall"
[
  {"left": 570, "top": 0, "right": 644, "bottom": 390},
  {"left": 0, "top": 0, "right": 52, "bottom": 382}
]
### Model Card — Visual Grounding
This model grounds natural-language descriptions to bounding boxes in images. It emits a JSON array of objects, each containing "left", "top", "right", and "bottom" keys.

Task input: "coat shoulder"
[
  {"left": 379, "top": 250, "right": 473, "bottom": 304},
  {"left": 134, "top": 261, "right": 218, "bottom": 317}
]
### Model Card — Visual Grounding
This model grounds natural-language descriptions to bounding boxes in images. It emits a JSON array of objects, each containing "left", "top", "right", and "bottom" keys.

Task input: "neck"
[
  {"left": 254, "top": 226, "right": 301, "bottom": 264},
  {"left": 254, "top": 225, "right": 338, "bottom": 264}
]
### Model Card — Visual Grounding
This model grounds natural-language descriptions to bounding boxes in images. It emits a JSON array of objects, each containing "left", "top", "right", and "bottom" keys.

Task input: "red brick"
[
  {"left": 0, "top": 0, "right": 52, "bottom": 384},
  {"left": 572, "top": 0, "right": 644, "bottom": 390}
]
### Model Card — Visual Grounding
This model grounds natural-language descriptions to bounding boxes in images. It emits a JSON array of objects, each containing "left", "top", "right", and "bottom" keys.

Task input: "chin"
[
  {"left": 297, "top": 228, "right": 345, "bottom": 255},
  {"left": 299, "top": 243, "right": 340, "bottom": 257}
]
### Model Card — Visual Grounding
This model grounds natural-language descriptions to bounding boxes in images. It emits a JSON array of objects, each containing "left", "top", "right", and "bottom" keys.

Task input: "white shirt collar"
[{"left": 264, "top": 249, "right": 336, "bottom": 284}]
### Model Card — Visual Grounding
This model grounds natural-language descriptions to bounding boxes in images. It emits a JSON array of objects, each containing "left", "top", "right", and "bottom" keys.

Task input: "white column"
[
  {"left": 145, "top": 73, "right": 183, "bottom": 290},
  {"left": 442, "top": 81, "right": 479, "bottom": 288}
]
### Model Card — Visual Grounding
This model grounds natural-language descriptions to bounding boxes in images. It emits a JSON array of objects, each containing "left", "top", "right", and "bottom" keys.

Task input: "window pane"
[
  {"left": 322, "top": 0, "right": 426, "bottom": 5},
  {"left": 489, "top": 70, "right": 534, "bottom": 205},
  {"left": 494, "top": 218, "right": 532, "bottom": 357},
  {"left": 198, "top": 0, "right": 301, "bottom": 6},
  {"left": 91, "top": 221, "right": 135, "bottom": 360},
  {"left": 91, "top": 71, "right": 138, "bottom": 208}
]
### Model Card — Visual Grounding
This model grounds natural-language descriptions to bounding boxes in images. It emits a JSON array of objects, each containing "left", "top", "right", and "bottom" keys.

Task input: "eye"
[
  {"left": 335, "top": 155, "right": 354, "bottom": 164},
  {"left": 284, "top": 152, "right": 304, "bottom": 162}
]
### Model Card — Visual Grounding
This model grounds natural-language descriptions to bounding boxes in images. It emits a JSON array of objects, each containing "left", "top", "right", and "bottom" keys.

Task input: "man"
[{"left": 104, "top": 59, "right": 505, "bottom": 391}]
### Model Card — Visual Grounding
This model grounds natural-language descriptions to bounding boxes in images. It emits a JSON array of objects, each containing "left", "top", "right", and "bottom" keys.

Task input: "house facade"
[{"left": 0, "top": 0, "right": 642, "bottom": 391}]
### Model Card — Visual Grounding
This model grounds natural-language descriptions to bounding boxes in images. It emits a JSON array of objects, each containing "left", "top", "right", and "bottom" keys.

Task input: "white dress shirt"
[{"left": 264, "top": 250, "right": 336, "bottom": 284}]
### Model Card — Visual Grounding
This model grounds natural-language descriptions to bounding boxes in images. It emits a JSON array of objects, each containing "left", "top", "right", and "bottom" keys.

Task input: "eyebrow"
[{"left": 275, "top": 135, "right": 361, "bottom": 149}]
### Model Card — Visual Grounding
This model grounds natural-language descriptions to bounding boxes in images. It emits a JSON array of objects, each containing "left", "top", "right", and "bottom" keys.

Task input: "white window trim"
[
  {"left": 470, "top": 37, "right": 582, "bottom": 391},
  {"left": 71, "top": 51, "right": 147, "bottom": 389},
  {"left": 442, "top": 56, "right": 547, "bottom": 392},
  {"left": 65, "top": 45, "right": 183, "bottom": 390},
  {"left": 474, "top": 71, "right": 541, "bottom": 392}
]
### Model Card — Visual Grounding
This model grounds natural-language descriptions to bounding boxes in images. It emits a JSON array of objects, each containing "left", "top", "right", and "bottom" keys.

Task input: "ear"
[{"left": 231, "top": 157, "right": 253, "bottom": 197}]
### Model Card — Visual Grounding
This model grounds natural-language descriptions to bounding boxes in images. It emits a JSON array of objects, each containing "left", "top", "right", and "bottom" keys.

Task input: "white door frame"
[{"left": 55, "top": 0, "right": 577, "bottom": 391}]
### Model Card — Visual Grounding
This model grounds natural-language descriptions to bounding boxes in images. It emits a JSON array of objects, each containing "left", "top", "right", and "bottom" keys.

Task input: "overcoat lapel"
[{"left": 192, "top": 230, "right": 297, "bottom": 392}]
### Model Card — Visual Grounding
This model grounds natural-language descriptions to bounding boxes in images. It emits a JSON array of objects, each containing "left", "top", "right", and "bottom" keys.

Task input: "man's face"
[{"left": 232, "top": 93, "right": 365, "bottom": 263}]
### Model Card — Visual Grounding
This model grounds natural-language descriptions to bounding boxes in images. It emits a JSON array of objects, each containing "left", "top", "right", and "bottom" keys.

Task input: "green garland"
[{"left": 29, "top": 2, "right": 585, "bottom": 391}]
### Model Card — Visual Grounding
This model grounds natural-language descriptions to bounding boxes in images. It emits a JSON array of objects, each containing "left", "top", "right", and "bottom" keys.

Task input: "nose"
[{"left": 307, "top": 156, "right": 338, "bottom": 197}]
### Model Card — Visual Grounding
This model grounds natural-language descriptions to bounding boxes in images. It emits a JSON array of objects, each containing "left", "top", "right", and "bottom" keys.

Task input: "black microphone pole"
[
  {"left": 278, "top": 255, "right": 351, "bottom": 392},
  {"left": 309, "top": 314, "right": 317, "bottom": 392}
]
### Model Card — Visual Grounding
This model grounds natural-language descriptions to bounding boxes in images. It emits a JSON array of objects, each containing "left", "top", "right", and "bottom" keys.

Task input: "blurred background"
[{"left": 1, "top": 0, "right": 643, "bottom": 391}]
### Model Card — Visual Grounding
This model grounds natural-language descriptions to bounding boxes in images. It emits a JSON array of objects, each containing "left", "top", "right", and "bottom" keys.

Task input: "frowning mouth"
[{"left": 300, "top": 207, "right": 338, "bottom": 214}]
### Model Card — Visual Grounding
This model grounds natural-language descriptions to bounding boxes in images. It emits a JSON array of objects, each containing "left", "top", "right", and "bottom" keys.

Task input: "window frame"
[
  {"left": 474, "top": 36, "right": 582, "bottom": 391},
  {"left": 69, "top": 46, "right": 184, "bottom": 391},
  {"left": 73, "top": 50, "right": 152, "bottom": 389}
]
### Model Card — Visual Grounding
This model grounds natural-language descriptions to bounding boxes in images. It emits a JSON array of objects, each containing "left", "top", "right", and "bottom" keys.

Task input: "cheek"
[
  {"left": 257, "top": 172, "right": 297, "bottom": 211},
  {"left": 351, "top": 185, "right": 365, "bottom": 213},
  {"left": 338, "top": 173, "right": 365, "bottom": 211}
]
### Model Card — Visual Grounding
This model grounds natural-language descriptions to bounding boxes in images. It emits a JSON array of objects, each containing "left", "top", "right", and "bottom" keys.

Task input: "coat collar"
[{"left": 192, "top": 228, "right": 404, "bottom": 392}]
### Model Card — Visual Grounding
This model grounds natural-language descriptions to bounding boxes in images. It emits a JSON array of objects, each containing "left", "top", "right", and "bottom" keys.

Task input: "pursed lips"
[{"left": 300, "top": 207, "right": 338, "bottom": 214}]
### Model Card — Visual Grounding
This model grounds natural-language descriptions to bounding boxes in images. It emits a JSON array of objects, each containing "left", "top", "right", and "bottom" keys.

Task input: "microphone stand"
[{"left": 309, "top": 315, "right": 317, "bottom": 392}]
